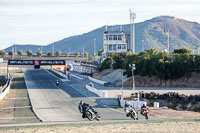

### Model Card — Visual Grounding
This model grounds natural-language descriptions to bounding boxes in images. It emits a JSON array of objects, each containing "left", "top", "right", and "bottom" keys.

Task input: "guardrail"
[
  {"left": 0, "top": 74, "right": 12, "bottom": 101},
  {"left": 86, "top": 84, "right": 107, "bottom": 98},
  {"left": 88, "top": 76, "right": 108, "bottom": 85}
]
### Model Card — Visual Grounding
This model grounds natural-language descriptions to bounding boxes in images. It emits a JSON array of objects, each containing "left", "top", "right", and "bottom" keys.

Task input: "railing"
[
  {"left": 0, "top": 73, "right": 12, "bottom": 100},
  {"left": 0, "top": 74, "right": 12, "bottom": 94}
]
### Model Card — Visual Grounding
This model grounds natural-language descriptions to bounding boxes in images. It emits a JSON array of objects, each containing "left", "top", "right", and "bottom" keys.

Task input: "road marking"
[
  {"left": 0, "top": 106, "right": 31, "bottom": 109},
  {"left": 63, "top": 81, "right": 126, "bottom": 115},
  {"left": 71, "top": 74, "right": 83, "bottom": 80}
]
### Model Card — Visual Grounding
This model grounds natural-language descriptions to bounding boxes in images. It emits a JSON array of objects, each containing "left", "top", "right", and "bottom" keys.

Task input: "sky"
[{"left": 0, "top": 0, "right": 200, "bottom": 50}]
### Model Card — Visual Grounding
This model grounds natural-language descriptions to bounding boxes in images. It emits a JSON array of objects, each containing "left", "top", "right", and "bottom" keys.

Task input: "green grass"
[{"left": 10, "top": 72, "right": 40, "bottom": 123}]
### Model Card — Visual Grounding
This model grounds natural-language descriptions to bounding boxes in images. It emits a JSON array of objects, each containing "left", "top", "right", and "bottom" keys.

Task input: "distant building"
[
  {"left": 73, "top": 61, "right": 97, "bottom": 75},
  {"left": 102, "top": 31, "right": 129, "bottom": 56}
]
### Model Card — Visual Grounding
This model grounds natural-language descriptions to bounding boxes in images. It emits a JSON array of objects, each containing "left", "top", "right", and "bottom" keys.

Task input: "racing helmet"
[{"left": 79, "top": 100, "right": 83, "bottom": 105}]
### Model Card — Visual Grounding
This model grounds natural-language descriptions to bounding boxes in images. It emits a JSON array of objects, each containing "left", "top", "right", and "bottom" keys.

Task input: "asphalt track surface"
[{"left": 23, "top": 68, "right": 131, "bottom": 122}]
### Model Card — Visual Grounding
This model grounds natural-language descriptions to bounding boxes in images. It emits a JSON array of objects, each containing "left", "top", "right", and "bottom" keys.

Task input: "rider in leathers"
[
  {"left": 124, "top": 102, "right": 136, "bottom": 117},
  {"left": 79, "top": 101, "right": 95, "bottom": 118}
]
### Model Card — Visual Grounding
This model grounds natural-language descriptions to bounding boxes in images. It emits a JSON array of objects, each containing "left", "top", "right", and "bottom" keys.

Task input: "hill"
[{"left": 4, "top": 16, "right": 200, "bottom": 54}]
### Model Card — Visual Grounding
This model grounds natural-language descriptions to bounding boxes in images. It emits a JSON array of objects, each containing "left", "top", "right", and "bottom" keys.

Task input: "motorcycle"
[
  {"left": 141, "top": 108, "right": 149, "bottom": 120},
  {"left": 85, "top": 107, "right": 100, "bottom": 121},
  {"left": 128, "top": 109, "right": 139, "bottom": 120}
]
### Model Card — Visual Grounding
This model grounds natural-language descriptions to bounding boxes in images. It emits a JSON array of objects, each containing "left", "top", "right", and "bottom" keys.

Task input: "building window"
[
  {"left": 106, "top": 35, "right": 108, "bottom": 40},
  {"left": 109, "top": 35, "right": 113, "bottom": 40},
  {"left": 113, "top": 35, "right": 117, "bottom": 40},
  {"left": 122, "top": 44, "right": 126, "bottom": 49},
  {"left": 117, "top": 35, "right": 122, "bottom": 40},
  {"left": 113, "top": 45, "right": 117, "bottom": 50},
  {"left": 109, "top": 44, "right": 112, "bottom": 50},
  {"left": 118, "top": 44, "right": 121, "bottom": 49}
]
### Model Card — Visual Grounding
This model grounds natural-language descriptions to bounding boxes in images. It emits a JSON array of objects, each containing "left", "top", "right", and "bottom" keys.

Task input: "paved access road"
[{"left": 24, "top": 69, "right": 131, "bottom": 122}]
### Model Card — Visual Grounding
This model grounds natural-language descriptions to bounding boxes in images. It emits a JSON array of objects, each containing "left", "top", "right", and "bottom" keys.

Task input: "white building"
[
  {"left": 73, "top": 61, "right": 97, "bottom": 75},
  {"left": 102, "top": 31, "right": 128, "bottom": 55}
]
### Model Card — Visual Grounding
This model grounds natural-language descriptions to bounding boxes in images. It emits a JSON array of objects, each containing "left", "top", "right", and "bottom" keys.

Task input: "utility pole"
[
  {"left": 94, "top": 38, "right": 96, "bottom": 61},
  {"left": 121, "top": 71, "right": 124, "bottom": 100}
]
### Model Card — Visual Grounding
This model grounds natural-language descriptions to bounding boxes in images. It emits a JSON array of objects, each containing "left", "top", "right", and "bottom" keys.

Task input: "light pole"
[
  {"left": 94, "top": 38, "right": 96, "bottom": 54},
  {"left": 52, "top": 43, "right": 54, "bottom": 56},
  {"left": 12, "top": 45, "right": 14, "bottom": 60},
  {"left": 142, "top": 40, "right": 144, "bottom": 51},
  {"left": 164, "top": 30, "right": 171, "bottom": 53},
  {"left": 129, "top": 64, "right": 136, "bottom": 91},
  {"left": 121, "top": 71, "right": 124, "bottom": 100},
  {"left": 129, "top": 64, "right": 139, "bottom": 101}
]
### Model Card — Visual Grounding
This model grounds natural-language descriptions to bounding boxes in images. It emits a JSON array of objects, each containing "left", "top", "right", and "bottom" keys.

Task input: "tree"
[
  {"left": 17, "top": 49, "right": 23, "bottom": 56},
  {"left": 84, "top": 52, "right": 89, "bottom": 58},
  {"left": 173, "top": 48, "right": 191, "bottom": 54},
  {"left": 0, "top": 50, "right": 5, "bottom": 57},
  {"left": 27, "top": 50, "right": 32, "bottom": 57},
  {"left": 65, "top": 53, "right": 70, "bottom": 57},
  {"left": 75, "top": 52, "right": 80, "bottom": 57},
  {"left": 47, "top": 52, "right": 52, "bottom": 57},
  {"left": 56, "top": 50, "right": 62, "bottom": 57},
  {"left": 99, "top": 57, "right": 112, "bottom": 71},
  {"left": 37, "top": 50, "right": 42, "bottom": 57},
  {"left": 8, "top": 51, "right": 13, "bottom": 57}
]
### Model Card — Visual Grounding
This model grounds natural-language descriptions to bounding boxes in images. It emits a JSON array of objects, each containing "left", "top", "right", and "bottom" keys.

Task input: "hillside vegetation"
[{"left": 4, "top": 16, "right": 200, "bottom": 54}]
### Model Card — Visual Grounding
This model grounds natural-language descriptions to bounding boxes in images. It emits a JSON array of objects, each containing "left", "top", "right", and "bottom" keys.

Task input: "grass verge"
[{"left": 11, "top": 72, "right": 40, "bottom": 123}]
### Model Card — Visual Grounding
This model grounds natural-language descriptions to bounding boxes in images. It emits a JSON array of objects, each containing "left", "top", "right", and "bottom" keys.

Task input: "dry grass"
[
  {"left": 0, "top": 72, "right": 39, "bottom": 123},
  {"left": 2, "top": 121, "right": 200, "bottom": 133}
]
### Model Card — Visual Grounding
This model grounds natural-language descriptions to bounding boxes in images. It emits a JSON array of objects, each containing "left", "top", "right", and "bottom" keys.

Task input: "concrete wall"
[
  {"left": 88, "top": 76, "right": 107, "bottom": 85},
  {"left": 0, "top": 80, "right": 11, "bottom": 101},
  {"left": 86, "top": 84, "right": 107, "bottom": 98},
  {"left": 120, "top": 100, "right": 147, "bottom": 109}
]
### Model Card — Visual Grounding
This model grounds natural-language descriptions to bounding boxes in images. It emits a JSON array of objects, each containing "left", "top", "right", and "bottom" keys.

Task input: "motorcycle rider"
[
  {"left": 56, "top": 80, "right": 59, "bottom": 86},
  {"left": 141, "top": 104, "right": 149, "bottom": 119},
  {"left": 78, "top": 101, "right": 95, "bottom": 118},
  {"left": 124, "top": 101, "right": 137, "bottom": 117}
]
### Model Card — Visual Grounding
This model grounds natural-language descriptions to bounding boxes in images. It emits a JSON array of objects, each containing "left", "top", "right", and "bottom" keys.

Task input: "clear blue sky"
[{"left": 0, "top": 0, "right": 199, "bottom": 50}]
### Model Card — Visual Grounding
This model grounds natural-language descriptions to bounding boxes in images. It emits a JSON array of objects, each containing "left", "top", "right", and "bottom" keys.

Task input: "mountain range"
[{"left": 4, "top": 16, "right": 200, "bottom": 54}]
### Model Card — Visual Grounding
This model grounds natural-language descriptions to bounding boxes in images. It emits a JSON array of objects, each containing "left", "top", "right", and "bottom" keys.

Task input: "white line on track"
[{"left": 71, "top": 74, "right": 83, "bottom": 80}]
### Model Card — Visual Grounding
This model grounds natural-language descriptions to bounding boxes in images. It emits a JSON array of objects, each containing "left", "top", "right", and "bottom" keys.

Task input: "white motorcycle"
[{"left": 125, "top": 106, "right": 139, "bottom": 120}]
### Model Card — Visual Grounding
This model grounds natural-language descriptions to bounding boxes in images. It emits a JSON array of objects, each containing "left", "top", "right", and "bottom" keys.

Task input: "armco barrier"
[
  {"left": 86, "top": 84, "right": 107, "bottom": 98},
  {"left": 0, "top": 79, "right": 11, "bottom": 101},
  {"left": 88, "top": 76, "right": 107, "bottom": 85}
]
